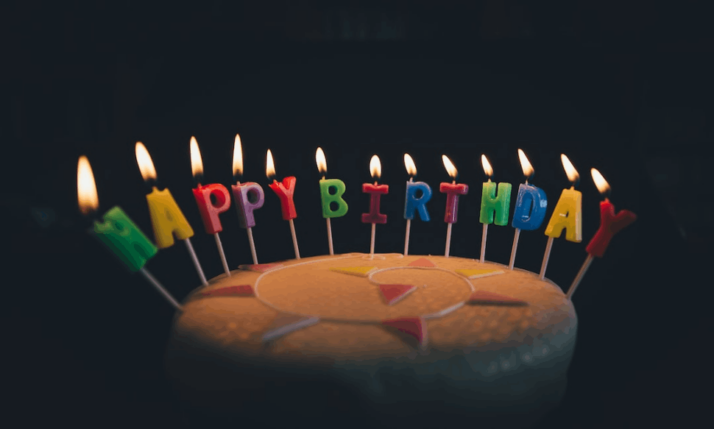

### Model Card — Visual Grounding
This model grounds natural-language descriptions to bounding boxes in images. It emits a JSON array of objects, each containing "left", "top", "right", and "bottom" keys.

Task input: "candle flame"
[
  {"left": 135, "top": 142, "right": 157, "bottom": 182},
  {"left": 591, "top": 168, "right": 611, "bottom": 195},
  {"left": 517, "top": 149, "right": 534, "bottom": 178},
  {"left": 190, "top": 136, "right": 204, "bottom": 179},
  {"left": 370, "top": 155, "right": 381, "bottom": 180},
  {"left": 232, "top": 134, "right": 243, "bottom": 178},
  {"left": 266, "top": 149, "right": 276, "bottom": 180},
  {"left": 77, "top": 156, "right": 99, "bottom": 215},
  {"left": 316, "top": 147, "right": 327, "bottom": 175},
  {"left": 404, "top": 153, "right": 417, "bottom": 177},
  {"left": 442, "top": 155, "right": 458, "bottom": 179},
  {"left": 481, "top": 155, "right": 493, "bottom": 177},
  {"left": 560, "top": 154, "right": 580, "bottom": 184}
]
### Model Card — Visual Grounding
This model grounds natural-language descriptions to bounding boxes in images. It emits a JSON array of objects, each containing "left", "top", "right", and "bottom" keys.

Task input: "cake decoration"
[
  {"left": 199, "top": 285, "right": 255, "bottom": 297},
  {"left": 316, "top": 148, "right": 349, "bottom": 256},
  {"left": 266, "top": 149, "right": 301, "bottom": 259},
  {"left": 381, "top": 317, "right": 427, "bottom": 349},
  {"left": 362, "top": 155, "right": 389, "bottom": 259},
  {"left": 466, "top": 290, "right": 528, "bottom": 306},
  {"left": 262, "top": 313, "right": 320, "bottom": 342},
  {"left": 455, "top": 269, "right": 504, "bottom": 279},
  {"left": 407, "top": 257, "right": 436, "bottom": 268},
  {"left": 403, "top": 154, "right": 432, "bottom": 256},
  {"left": 329, "top": 266, "right": 377, "bottom": 277},
  {"left": 377, "top": 284, "right": 417, "bottom": 305},
  {"left": 439, "top": 155, "right": 468, "bottom": 257},
  {"left": 231, "top": 134, "right": 264, "bottom": 265},
  {"left": 239, "top": 263, "right": 283, "bottom": 273}
]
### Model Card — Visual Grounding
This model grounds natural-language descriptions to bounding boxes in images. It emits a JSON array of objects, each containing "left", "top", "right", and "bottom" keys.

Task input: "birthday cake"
[{"left": 165, "top": 253, "right": 577, "bottom": 428}]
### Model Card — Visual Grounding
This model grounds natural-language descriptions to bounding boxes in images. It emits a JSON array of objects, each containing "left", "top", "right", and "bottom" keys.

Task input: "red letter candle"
[
  {"left": 362, "top": 155, "right": 388, "bottom": 258},
  {"left": 266, "top": 149, "right": 300, "bottom": 259}
]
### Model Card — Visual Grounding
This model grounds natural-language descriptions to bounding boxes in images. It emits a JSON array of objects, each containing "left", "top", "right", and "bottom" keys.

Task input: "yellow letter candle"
[
  {"left": 539, "top": 154, "right": 582, "bottom": 280},
  {"left": 135, "top": 142, "right": 208, "bottom": 286}
]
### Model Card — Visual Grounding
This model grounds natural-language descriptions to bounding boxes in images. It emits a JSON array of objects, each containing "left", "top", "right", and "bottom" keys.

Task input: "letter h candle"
[{"left": 479, "top": 155, "right": 512, "bottom": 263}]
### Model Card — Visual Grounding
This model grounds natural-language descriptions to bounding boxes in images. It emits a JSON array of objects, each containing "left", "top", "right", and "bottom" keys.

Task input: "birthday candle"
[
  {"left": 479, "top": 155, "right": 511, "bottom": 263},
  {"left": 440, "top": 155, "right": 468, "bottom": 257},
  {"left": 231, "top": 134, "right": 264, "bottom": 264},
  {"left": 266, "top": 149, "right": 300, "bottom": 259},
  {"left": 316, "top": 148, "right": 348, "bottom": 255},
  {"left": 509, "top": 149, "right": 548, "bottom": 269},
  {"left": 362, "top": 155, "right": 388, "bottom": 258},
  {"left": 403, "top": 154, "right": 432, "bottom": 256}
]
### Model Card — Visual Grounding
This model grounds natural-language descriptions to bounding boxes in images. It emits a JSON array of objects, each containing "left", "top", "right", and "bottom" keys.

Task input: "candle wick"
[{"left": 452, "top": 180, "right": 456, "bottom": 185}]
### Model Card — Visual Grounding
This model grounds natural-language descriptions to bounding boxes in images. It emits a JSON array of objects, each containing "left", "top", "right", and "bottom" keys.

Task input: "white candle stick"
[
  {"left": 508, "top": 228, "right": 521, "bottom": 270},
  {"left": 404, "top": 219, "right": 411, "bottom": 256},
  {"left": 444, "top": 223, "right": 453, "bottom": 257},
  {"left": 214, "top": 233, "right": 230, "bottom": 276},
  {"left": 289, "top": 218, "right": 300, "bottom": 259},
  {"left": 326, "top": 217, "right": 334, "bottom": 255},
  {"left": 539, "top": 236, "right": 554, "bottom": 280},
  {"left": 566, "top": 255, "right": 594, "bottom": 300},
  {"left": 139, "top": 268, "right": 183, "bottom": 311},
  {"left": 480, "top": 224, "right": 488, "bottom": 263},
  {"left": 184, "top": 238, "right": 208, "bottom": 286},
  {"left": 246, "top": 227, "right": 258, "bottom": 264},
  {"left": 370, "top": 223, "right": 377, "bottom": 258}
]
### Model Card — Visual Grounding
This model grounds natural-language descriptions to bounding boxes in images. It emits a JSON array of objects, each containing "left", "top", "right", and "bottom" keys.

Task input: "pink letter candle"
[
  {"left": 361, "top": 183, "right": 389, "bottom": 224},
  {"left": 192, "top": 184, "right": 232, "bottom": 234}
]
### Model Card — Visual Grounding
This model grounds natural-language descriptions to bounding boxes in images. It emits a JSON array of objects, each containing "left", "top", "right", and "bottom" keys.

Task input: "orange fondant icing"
[{"left": 378, "top": 284, "right": 417, "bottom": 305}]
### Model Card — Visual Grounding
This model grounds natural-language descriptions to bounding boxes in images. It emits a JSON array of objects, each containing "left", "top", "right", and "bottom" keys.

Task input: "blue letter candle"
[
  {"left": 404, "top": 181, "right": 432, "bottom": 221},
  {"left": 511, "top": 184, "right": 548, "bottom": 230}
]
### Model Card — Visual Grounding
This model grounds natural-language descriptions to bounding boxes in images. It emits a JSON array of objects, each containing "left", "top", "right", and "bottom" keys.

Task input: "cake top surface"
[{"left": 170, "top": 253, "right": 576, "bottom": 364}]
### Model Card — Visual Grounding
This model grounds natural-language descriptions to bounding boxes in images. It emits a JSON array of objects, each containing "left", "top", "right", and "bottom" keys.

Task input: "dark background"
[{"left": 4, "top": 1, "right": 712, "bottom": 427}]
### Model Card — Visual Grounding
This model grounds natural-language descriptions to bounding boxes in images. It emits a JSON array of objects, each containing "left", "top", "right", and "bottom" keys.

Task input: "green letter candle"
[
  {"left": 479, "top": 182, "right": 512, "bottom": 225},
  {"left": 319, "top": 179, "right": 348, "bottom": 218},
  {"left": 94, "top": 206, "right": 158, "bottom": 271}
]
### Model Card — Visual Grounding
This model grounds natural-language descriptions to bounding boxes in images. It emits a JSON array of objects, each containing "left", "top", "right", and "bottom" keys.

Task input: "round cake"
[{"left": 165, "top": 253, "right": 577, "bottom": 428}]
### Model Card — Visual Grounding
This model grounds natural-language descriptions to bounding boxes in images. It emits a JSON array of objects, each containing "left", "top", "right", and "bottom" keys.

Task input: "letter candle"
[
  {"left": 190, "top": 137, "right": 232, "bottom": 277},
  {"left": 361, "top": 155, "right": 388, "bottom": 259},
  {"left": 266, "top": 149, "right": 301, "bottom": 259},
  {"left": 135, "top": 142, "right": 208, "bottom": 287},
  {"left": 440, "top": 155, "right": 468, "bottom": 257},
  {"left": 566, "top": 168, "right": 636, "bottom": 300},
  {"left": 508, "top": 149, "right": 548, "bottom": 269},
  {"left": 479, "top": 155, "right": 512, "bottom": 263},
  {"left": 231, "top": 134, "right": 264, "bottom": 264},
  {"left": 316, "top": 147, "right": 349, "bottom": 255},
  {"left": 539, "top": 154, "right": 582, "bottom": 280},
  {"left": 77, "top": 156, "right": 182, "bottom": 310},
  {"left": 403, "top": 154, "right": 432, "bottom": 256}
]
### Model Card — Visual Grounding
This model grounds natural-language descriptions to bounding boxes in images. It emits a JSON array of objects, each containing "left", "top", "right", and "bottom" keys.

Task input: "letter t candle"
[
  {"left": 266, "top": 149, "right": 301, "bottom": 259},
  {"left": 566, "top": 168, "right": 636, "bottom": 300},
  {"left": 361, "top": 155, "right": 388, "bottom": 259},
  {"left": 440, "top": 155, "right": 468, "bottom": 257}
]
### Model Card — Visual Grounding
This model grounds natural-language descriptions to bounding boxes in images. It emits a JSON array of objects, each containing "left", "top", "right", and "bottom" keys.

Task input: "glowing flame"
[
  {"left": 442, "top": 155, "right": 458, "bottom": 179},
  {"left": 404, "top": 153, "right": 416, "bottom": 177},
  {"left": 560, "top": 154, "right": 580, "bottom": 184},
  {"left": 266, "top": 149, "right": 276, "bottom": 179},
  {"left": 77, "top": 156, "right": 99, "bottom": 215},
  {"left": 232, "top": 134, "right": 243, "bottom": 178},
  {"left": 316, "top": 147, "right": 327, "bottom": 175},
  {"left": 135, "top": 142, "right": 157, "bottom": 182},
  {"left": 370, "top": 155, "right": 381, "bottom": 180},
  {"left": 190, "top": 136, "right": 203, "bottom": 179},
  {"left": 517, "top": 149, "right": 534, "bottom": 178},
  {"left": 481, "top": 155, "right": 493, "bottom": 177},
  {"left": 591, "top": 168, "right": 611, "bottom": 195}
]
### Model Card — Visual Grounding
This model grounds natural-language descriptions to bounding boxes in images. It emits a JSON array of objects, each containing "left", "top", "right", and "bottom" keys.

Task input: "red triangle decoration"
[
  {"left": 262, "top": 313, "right": 320, "bottom": 342},
  {"left": 466, "top": 290, "right": 528, "bottom": 306},
  {"left": 200, "top": 285, "right": 255, "bottom": 297},
  {"left": 239, "top": 263, "right": 283, "bottom": 273},
  {"left": 408, "top": 258, "right": 436, "bottom": 268},
  {"left": 378, "top": 284, "right": 417, "bottom": 305},
  {"left": 382, "top": 317, "right": 427, "bottom": 348}
]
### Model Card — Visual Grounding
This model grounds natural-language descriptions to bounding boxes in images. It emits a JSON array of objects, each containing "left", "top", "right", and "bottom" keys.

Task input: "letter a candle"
[
  {"left": 362, "top": 155, "right": 388, "bottom": 259},
  {"left": 77, "top": 156, "right": 182, "bottom": 310},
  {"left": 266, "top": 149, "right": 301, "bottom": 259},
  {"left": 566, "top": 168, "right": 636, "bottom": 300},
  {"left": 479, "top": 155, "right": 512, "bottom": 263},
  {"left": 440, "top": 155, "right": 468, "bottom": 258},
  {"left": 190, "top": 136, "right": 232, "bottom": 277},
  {"left": 231, "top": 134, "right": 264, "bottom": 265},
  {"left": 403, "top": 153, "right": 432, "bottom": 256},
  {"left": 135, "top": 142, "right": 209, "bottom": 286},
  {"left": 316, "top": 147, "right": 348, "bottom": 255},
  {"left": 539, "top": 154, "right": 582, "bottom": 280},
  {"left": 508, "top": 149, "right": 548, "bottom": 269}
]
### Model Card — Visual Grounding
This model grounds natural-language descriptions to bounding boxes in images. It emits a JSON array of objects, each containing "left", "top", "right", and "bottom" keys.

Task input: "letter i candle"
[
  {"left": 135, "top": 142, "right": 209, "bottom": 286},
  {"left": 316, "top": 148, "right": 349, "bottom": 255},
  {"left": 508, "top": 149, "right": 548, "bottom": 269},
  {"left": 266, "top": 149, "right": 301, "bottom": 259},
  {"left": 539, "top": 154, "right": 582, "bottom": 280},
  {"left": 77, "top": 156, "right": 182, "bottom": 310},
  {"left": 479, "top": 155, "right": 512, "bottom": 263},
  {"left": 189, "top": 137, "right": 232, "bottom": 277},
  {"left": 361, "top": 155, "right": 388, "bottom": 259},
  {"left": 439, "top": 155, "right": 468, "bottom": 257},
  {"left": 403, "top": 154, "right": 432, "bottom": 256},
  {"left": 232, "top": 134, "right": 264, "bottom": 264},
  {"left": 566, "top": 168, "right": 636, "bottom": 299}
]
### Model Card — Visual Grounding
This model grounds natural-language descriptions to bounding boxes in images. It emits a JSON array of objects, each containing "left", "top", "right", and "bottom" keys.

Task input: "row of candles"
[{"left": 77, "top": 134, "right": 636, "bottom": 311}]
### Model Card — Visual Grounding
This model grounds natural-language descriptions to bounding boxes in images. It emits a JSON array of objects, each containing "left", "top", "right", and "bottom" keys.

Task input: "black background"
[{"left": 4, "top": 1, "right": 713, "bottom": 427}]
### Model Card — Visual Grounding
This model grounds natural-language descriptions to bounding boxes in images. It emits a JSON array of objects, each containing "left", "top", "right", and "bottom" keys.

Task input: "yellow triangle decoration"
[
  {"left": 329, "top": 266, "right": 377, "bottom": 277},
  {"left": 455, "top": 269, "right": 504, "bottom": 279}
]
